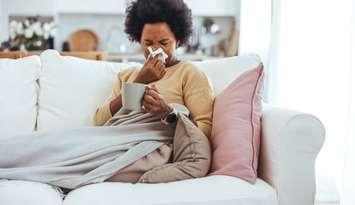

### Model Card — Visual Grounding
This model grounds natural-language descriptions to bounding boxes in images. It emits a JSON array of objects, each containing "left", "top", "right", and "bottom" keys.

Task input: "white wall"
[
  {"left": 5, "top": 0, "right": 56, "bottom": 15},
  {"left": 0, "top": 0, "right": 240, "bottom": 44},
  {"left": 235, "top": 0, "right": 241, "bottom": 30},
  {"left": 2, "top": 0, "right": 130, "bottom": 16},
  {"left": 2, "top": 0, "right": 238, "bottom": 16},
  {"left": 185, "top": 0, "right": 238, "bottom": 16},
  {"left": 0, "top": 0, "right": 6, "bottom": 42},
  {"left": 238, "top": 0, "right": 271, "bottom": 62},
  {"left": 56, "top": 0, "right": 127, "bottom": 14}
]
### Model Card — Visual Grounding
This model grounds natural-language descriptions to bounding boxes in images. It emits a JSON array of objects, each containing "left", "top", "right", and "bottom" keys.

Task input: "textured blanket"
[{"left": 0, "top": 104, "right": 190, "bottom": 189}]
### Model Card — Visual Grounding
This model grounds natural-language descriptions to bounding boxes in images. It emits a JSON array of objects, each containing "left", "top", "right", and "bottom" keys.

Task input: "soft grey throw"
[{"left": 0, "top": 104, "right": 190, "bottom": 189}]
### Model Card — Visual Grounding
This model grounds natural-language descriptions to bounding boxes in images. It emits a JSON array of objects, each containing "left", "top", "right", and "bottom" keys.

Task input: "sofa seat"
[
  {"left": 0, "top": 179, "right": 63, "bottom": 205},
  {"left": 63, "top": 175, "right": 278, "bottom": 205}
]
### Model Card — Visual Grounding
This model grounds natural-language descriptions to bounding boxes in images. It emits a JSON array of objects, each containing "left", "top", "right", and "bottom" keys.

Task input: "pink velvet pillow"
[{"left": 209, "top": 64, "right": 264, "bottom": 184}]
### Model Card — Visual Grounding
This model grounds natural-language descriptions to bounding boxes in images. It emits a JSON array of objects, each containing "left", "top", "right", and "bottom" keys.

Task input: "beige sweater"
[{"left": 93, "top": 61, "right": 214, "bottom": 137}]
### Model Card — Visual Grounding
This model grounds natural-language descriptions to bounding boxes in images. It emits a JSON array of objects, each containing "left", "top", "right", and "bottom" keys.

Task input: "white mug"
[{"left": 121, "top": 82, "right": 148, "bottom": 111}]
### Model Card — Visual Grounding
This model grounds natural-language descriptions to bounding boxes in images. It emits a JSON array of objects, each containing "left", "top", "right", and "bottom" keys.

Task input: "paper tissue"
[{"left": 147, "top": 46, "right": 168, "bottom": 64}]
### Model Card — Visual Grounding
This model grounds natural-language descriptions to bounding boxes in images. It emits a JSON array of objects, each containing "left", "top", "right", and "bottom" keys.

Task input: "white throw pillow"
[
  {"left": 37, "top": 50, "right": 141, "bottom": 131},
  {"left": 192, "top": 54, "right": 261, "bottom": 95},
  {"left": 0, "top": 56, "right": 40, "bottom": 139}
]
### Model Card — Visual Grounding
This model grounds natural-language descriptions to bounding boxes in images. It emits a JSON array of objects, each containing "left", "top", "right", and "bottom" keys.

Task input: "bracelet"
[{"left": 161, "top": 108, "right": 178, "bottom": 125}]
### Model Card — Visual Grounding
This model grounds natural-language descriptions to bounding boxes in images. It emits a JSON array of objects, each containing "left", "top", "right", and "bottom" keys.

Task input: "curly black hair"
[{"left": 124, "top": 0, "right": 193, "bottom": 46}]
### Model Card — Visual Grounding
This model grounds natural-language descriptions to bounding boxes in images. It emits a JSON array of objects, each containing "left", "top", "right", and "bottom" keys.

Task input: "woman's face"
[{"left": 140, "top": 22, "right": 178, "bottom": 66}]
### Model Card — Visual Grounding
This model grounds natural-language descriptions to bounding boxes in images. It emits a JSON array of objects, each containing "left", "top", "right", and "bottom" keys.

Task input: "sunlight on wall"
[
  {"left": 271, "top": 0, "right": 353, "bottom": 202},
  {"left": 239, "top": 0, "right": 271, "bottom": 63}
]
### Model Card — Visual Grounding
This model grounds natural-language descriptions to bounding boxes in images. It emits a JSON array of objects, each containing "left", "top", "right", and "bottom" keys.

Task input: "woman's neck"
[{"left": 166, "top": 57, "right": 180, "bottom": 68}]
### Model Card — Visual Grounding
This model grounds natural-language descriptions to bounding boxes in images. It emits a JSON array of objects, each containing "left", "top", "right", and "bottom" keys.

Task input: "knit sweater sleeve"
[
  {"left": 93, "top": 68, "right": 137, "bottom": 126},
  {"left": 182, "top": 65, "right": 214, "bottom": 138},
  {"left": 93, "top": 75, "right": 122, "bottom": 126}
]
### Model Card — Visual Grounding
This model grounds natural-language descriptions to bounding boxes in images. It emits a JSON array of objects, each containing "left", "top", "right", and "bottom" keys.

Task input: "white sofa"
[{"left": 0, "top": 50, "right": 325, "bottom": 205}]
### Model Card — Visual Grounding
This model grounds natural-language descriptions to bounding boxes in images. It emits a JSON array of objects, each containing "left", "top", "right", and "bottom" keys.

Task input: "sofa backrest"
[
  {"left": 192, "top": 54, "right": 261, "bottom": 95},
  {"left": 36, "top": 50, "right": 141, "bottom": 131},
  {"left": 0, "top": 49, "right": 261, "bottom": 136},
  {"left": 0, "top": 56, "right": 41, "bottom": 139}
]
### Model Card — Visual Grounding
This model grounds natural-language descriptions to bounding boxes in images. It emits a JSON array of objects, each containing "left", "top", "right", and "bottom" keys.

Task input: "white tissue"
[{"left": 147, "top": 47, "right": 168, "bottom": 64}]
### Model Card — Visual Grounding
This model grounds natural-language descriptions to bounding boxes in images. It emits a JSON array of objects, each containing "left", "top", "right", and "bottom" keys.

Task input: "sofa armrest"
[{"left": 258, "top": 104, "right": 325, "bottom": 205}]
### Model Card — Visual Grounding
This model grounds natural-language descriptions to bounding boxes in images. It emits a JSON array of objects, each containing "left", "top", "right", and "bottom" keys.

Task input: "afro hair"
[{"left": 124, "top": 0, "right": 193, "bottom": 46}]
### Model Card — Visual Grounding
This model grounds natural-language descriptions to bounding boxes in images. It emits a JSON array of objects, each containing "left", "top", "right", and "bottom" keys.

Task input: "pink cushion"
[{"left": 209, "top": 64, "right": 264, "bottom": 183}]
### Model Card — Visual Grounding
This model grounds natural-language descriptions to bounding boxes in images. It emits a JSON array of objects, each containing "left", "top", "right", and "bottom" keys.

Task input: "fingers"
[
  {"left": 142, "top": 86, "right": 162, "bottom": 113},
  {"left": 147, "top": 54, "right": 165, "bottom": 70},
  {"left": 150, "top": 84, "right": 159, "bottom": 92},
  {"left": 148, "top": 54, "right": 160, "bottom": 65},
  {"left": 143, "top": 54, "right": 157, "bottom": 68},
  {"left": 146, "top": 86, "right": 161, "bottom": 98},
  {"left": 145, "top": 55, "right": 165, "bottom": 74},
  {"left": 141, "top": 53, "right": 166, "bottom": 84},
  {"left": 142, "top": 86, "right": 169, "bottom": 117},
  {"left": 155, "top": 60, "right": 166, "bottom": 76},
  {"left": 142, "top": 98, "right": 159, "bottom": 114},
  {"left": 153, "top": 57, "right": 165, "bottom": 70},
  {"left": 159, "top": 69, "right": 166, "bottom": 79},
  {"left": 154, "top": 58, "right": 165, "bottom": 67},
  {"left": 143, "top": 93, "right": 158, "bottom": 105},
  {"left": 142, "top": 100, "right": 153, "bottom": 111}
]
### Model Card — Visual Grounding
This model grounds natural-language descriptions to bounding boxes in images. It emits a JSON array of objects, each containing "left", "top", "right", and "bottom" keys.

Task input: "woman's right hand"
[{"left": 134, "top": 55, "right": 166, "bottom": 84}]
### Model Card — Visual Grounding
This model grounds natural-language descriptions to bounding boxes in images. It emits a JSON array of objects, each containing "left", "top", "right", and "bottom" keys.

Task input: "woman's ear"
[{"left": 176, "top": 41, "right": 180, "bottom": 48}]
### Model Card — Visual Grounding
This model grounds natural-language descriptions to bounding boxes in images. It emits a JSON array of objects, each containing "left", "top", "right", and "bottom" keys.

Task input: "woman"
[{"left": 94, "top": 0, "right": 214, "bottom": 183}]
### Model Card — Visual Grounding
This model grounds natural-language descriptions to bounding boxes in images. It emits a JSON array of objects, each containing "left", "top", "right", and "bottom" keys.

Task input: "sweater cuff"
[{"left": 94, "top": 102, "right": 113, "bottom": 126}]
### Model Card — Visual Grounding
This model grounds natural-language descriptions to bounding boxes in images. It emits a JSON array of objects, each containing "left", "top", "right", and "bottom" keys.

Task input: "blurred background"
[{"left": 0, "top": 0, "right": 240, "bottom": 62}]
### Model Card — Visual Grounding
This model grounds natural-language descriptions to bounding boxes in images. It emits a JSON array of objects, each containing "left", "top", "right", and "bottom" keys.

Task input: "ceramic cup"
[{"left": 121, "top": 82, "right": 148, "bottom": 111}]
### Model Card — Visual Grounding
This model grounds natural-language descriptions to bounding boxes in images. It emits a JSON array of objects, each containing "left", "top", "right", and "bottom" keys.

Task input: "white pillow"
[
  {"left": 192, "top": 54, "right": 261, "bottom": 95},
  {"left": 0, "top": 56, "right": 41, "bottom": 139},
  {"left": 37, "top": 50, "right": 141, "bottom": 131}
]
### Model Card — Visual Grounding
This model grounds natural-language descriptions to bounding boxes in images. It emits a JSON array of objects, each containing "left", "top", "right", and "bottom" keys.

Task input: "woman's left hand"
[{"left": 143, "top": 84, "right": 172, "bottom": 119}]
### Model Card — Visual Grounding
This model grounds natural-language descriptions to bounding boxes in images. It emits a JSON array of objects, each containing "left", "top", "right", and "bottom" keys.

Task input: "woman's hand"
[
  {"left": 143, "top": 84, "right": 172, "bottom": 119},
  {"left": 134, "top": 55, "right": 166, "bottom": 84}
]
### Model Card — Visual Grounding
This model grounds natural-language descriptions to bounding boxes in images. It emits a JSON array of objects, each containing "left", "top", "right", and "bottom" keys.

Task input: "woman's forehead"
[{"left": 141, "top": 23, "right": 175, "bottom": 39}]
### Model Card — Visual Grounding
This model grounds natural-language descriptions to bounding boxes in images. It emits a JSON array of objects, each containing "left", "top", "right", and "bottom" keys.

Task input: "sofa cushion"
[
  {"left": 36, "top": 52, "right": 259, "bottom": 131},
  {"left": 37, "top": 50, "right": 141, "bottom": 131},
  {"left": 0, "top": 56, "right": 40, "bottom": 139},
  {"left": 192, "top": 54, "right": 261, "bottom": 95},
  {"left": 0, "top": 179, "right": 63, "bottom": 205},
  {"left": 63, "top": 176, "right": 277, "bottom": 205},
  {"left": 209, "top": 64, "right": 264, "bottom": 184}
]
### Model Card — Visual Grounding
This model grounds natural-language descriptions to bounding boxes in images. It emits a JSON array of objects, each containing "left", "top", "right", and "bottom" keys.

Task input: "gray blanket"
[{"left": 0, "top": 104, "right": 190, "bottom": 189}]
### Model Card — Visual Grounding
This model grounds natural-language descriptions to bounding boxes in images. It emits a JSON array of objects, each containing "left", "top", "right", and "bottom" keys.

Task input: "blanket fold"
[{"left": 0, "top": 104, "right": 191, "bottom": 189}]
